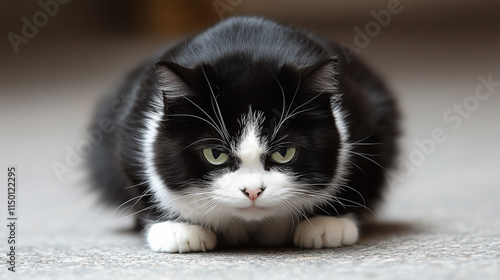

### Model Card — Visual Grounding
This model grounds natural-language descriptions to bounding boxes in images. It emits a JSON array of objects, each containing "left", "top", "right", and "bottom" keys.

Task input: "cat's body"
[{"left": 89, "top": 17, "right": 399, "bottom": 253}]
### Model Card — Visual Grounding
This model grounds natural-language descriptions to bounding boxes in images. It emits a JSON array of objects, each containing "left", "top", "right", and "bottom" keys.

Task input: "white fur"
[
  {"left": 211, "top": 167, "right": 295, "bottom": 221},
  {"left": 144, "top": 101, "right": 356, "bottom": 251},
  {"left": 235, "top": 118, "right": 266, "bottom": 170},
  {"left": 147, "top": 221, "right": 217, "bottom": 253},
  {"left": 141, "top": 75, "right": 175, "bottom": 219},
  {"left": 330, "top": 94, "right": 352, "bottom": 188},
  {"left": 293, "top": 215, "right": 358, "bottom": 248},
  {"left": 164, "top": 110, "right": 300, "bottom": 225}
]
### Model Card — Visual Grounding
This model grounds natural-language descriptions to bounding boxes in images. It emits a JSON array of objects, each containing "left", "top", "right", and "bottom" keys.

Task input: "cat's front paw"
[
  {"left": 147, "top": 221, "right": 217, "bottom": 253},
  {"left": 293, "top": 216, "right": 358, "bottom": 249}
]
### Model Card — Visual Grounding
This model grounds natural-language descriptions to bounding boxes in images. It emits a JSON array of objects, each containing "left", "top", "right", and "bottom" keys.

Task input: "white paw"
[
  {"left": 147, "top": 221, "right": 217, "bottom": 253},
  {"left": 293, "top": 216, "right": 358, "bottom": 249}
]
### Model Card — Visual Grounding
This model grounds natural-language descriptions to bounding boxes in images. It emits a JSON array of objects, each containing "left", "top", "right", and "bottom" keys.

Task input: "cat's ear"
[
  {"left": 301, "top": 57, "right": 339, "bottom": 94},
  {"left": 155, "top": 61, "right": 197, "bottom": 100}
]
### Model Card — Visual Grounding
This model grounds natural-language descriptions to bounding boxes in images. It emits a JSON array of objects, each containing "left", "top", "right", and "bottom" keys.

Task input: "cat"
[{"left": 89, "top": 16, "right": 399, "bottom": 253}]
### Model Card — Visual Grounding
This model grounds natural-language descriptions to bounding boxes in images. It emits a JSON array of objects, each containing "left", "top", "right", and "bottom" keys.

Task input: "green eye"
[
  {"left": 202, "top": 148, "right": 230, "bottom": 165},
  {"left": 270, "top": 148, "right": 296, "bottom": 164}
]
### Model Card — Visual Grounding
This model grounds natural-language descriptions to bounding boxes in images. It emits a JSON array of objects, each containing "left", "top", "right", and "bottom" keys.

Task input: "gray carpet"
[{"left": 1, "top": 22, "right": 499, "bottom": 279}]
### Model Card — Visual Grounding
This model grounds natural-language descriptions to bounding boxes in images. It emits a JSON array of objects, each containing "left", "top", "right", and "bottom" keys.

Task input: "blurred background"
[{"left": 0, "top": 0, "right": 499, "bottom": 252}]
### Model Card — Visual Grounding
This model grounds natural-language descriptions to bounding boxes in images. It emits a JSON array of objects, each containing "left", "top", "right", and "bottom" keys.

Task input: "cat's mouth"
[
  {"left": 239, "top": 206, "right": 267, "bottom": 212},
  {"left": 235, "top": 205, "right": 271, "bottom": 221}
]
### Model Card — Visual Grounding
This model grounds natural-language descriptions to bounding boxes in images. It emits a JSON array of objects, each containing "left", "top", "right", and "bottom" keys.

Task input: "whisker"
[
  {"left": 350, "top": 142, "right": 383, "bottom": 146},
  {"left": 348, "top": 159, "right": 366, "bottom": 174},
  {"left": 179, "top": 95, "right": 229, "bottom": 143},
  {"left": 337, "top": 184, "right": 367, "bottom": 207},
  {"left": 126, "top": 189, "right": 153, "bottom": 213},
  {"left": 288, "top": 91, "right": 324, "bottom": 118},
  {"left": 122, "top": 180, "right": 147, "bottom": 189},
  {"left": 181, "top": 137, "right": 226, "bottom": 151},
  {"left": 351, "top": 133, "right": 375, "bottom": 144},
  {"left": 271, "top": 74, "right": 302, "bottom": 141},
  {"left": 201, "top": 66, "right": 230, "bottom": 143},
  {"left": 286, "top": 199, "right": 321, "bottom": 238},
  {"left": 278, "top": 200, "right": 300, "bottom": 227},
  {"left": 115, "top": 205, "right": 156, "bottom": 221},
  {"left": 352, "top": 151, "right": 382, "bottom": 157},
  {"left": 165, "top": 113, "right": 226, "bottom": 141},
  {"left": 173, "top": 197, "right": 213, "bottom": 224},
  {"left": 286, "top": 184, "right": 369, "bottom": 216},
  {"left": 285, "top": 106, "right": 317, "bottom": 121},
  {"left": 347, "top": 150, "right": 386, "bottom": 170},
  {"left": 271, "top": 75, "right": 287, "bottom": 141},
  {"left": 112, "top": 190, "right": 152, "bottom": 218},
  {"left": 336, "top": 197, "right": 374, "bottom": 214},
  {"left": 286, "top": 73, "right": 302, "bottom": 120}
]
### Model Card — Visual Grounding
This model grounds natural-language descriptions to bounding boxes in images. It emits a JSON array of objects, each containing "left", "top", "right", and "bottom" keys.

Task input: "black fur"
[{"left": 89, "top": 16, "right": 398, "bottom": 232}]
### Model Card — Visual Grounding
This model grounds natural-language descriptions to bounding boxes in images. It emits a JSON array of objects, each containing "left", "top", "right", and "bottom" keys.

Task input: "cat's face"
[{"left": 150, "top": 58, "right": 347, "bottom": 228}]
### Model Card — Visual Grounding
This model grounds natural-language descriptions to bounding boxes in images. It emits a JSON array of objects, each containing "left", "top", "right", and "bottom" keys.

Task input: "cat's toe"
[
  {"left": 147, "top": 221, "right": 217, "bottom": 253},
  {"left": 293, "top": 216, "right": 358, "bottom": 249}
]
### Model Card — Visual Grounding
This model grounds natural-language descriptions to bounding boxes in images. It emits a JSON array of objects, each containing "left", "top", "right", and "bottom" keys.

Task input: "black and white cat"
[{"left": 89, "top": 16, "right": 399, "bottom": 253}]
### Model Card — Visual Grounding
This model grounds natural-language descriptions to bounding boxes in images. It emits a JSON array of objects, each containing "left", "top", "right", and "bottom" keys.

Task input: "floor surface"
[{"left": 1, "top": 24, "right": 499, "bottom": 279}]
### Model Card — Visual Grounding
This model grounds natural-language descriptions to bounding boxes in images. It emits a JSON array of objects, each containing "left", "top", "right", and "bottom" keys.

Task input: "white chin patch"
[
  {"left": 210, "top": 109, "right": 295, "bottom": 222},
  {"left": 211, "top": 159, "right": 294, "bottom": 222},
  {"left": 234, "top": 206, "right": 274, "bottom": 222}
]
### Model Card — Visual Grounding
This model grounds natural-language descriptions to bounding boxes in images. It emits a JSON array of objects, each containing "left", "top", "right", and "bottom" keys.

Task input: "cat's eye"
[
  {"left": 202, "top": 148, "right": 230, "bottom": 166},
  {"left": 270, "top": 148, "right": 296, "bottom": 164}
]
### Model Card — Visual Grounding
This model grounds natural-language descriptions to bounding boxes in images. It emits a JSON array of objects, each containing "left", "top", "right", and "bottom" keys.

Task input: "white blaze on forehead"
[{"left": 235, "top": 110, "right": 267, "bottom": 169}]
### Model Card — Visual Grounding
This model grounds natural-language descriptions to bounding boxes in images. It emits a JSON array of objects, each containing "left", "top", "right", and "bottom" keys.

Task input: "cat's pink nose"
[{"left": 242, "top": 188, "right": 265, "bottom": 201}]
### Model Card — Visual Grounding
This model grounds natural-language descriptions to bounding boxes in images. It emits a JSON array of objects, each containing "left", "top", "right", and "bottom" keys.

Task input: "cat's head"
[{"left": 146, "top": 56, "right": 350, "bottom": 228}]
